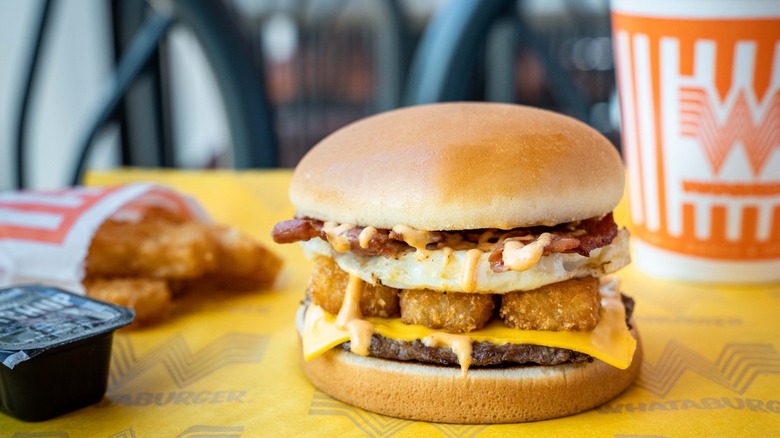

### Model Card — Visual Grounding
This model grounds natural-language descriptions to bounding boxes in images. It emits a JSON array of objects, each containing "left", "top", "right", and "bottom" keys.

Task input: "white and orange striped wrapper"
[{"left": 0, "top": 184, "right": 206, "bottom": 293}]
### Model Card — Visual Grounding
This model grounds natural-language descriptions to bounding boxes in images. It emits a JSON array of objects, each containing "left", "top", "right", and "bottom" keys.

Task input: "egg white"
[{"left": 301, "top": 229, "right": 630, "bottom": 293}]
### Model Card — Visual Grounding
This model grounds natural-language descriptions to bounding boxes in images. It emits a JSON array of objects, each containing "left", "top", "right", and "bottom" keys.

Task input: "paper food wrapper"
[{"left": 0, "top": 184, "right": 206, "bottom": 294}]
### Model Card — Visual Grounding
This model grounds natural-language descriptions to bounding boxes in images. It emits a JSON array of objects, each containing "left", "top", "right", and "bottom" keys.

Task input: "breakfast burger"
[{"left": 272, "top": 102, "right": 641, "bottom": 423}]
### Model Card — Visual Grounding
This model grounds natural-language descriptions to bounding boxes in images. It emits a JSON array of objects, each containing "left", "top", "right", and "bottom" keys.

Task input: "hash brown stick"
[
  {"left": 86, "top": 218, "right": 217, "bottom": 279},
  {"left": 83, "top": 277, "right": 173, "bottom": 327},
  {"left": 500, "top": 276, "right": 601, "bottom": 331},
  {"left": 204, "top": 225, "right": 283, "bottom": 290},
  {"left": 400, "top": 289, "right": 495, "bottom": 333},
  {"left": 307, "top": 256, "right": 398, "bottom": 317}
]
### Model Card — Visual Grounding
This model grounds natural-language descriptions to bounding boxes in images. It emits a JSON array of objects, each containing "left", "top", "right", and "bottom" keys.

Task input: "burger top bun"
[{"left": 290, "top": 102, "right": 624, "bottom": 230}]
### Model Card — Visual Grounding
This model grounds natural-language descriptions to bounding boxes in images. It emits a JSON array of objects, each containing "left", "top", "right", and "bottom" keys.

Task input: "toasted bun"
[
  {"left": 290, "top": 102, "right": 624, "bottom": 230},
  {"left": 299, "top": 321, "right": 642, "bottom": 424}
]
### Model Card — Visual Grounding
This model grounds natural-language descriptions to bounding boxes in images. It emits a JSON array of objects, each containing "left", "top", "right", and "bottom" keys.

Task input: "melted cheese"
[{"left": 301, "top": 279, "right": 636, "bottom": 370}]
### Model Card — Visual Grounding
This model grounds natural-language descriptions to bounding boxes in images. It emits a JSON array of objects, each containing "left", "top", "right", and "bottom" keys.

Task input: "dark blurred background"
[{"left": 0, "top": 0, "right": 619, "bottom": 190}]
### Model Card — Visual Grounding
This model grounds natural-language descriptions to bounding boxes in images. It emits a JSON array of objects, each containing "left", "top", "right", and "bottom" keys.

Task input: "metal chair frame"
[{"left": 14, "top": 0, "right": 277, "bottom": 188}]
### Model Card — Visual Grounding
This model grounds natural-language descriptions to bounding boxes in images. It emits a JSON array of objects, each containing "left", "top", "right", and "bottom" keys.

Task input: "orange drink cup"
[{"left": 611, "top": 0, "right": 780, "bottom": 282}]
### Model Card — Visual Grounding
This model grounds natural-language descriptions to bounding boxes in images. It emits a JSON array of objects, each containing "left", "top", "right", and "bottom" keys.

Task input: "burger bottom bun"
[{"left": 298, "top": 313, "right": 642, "bottom": 423}]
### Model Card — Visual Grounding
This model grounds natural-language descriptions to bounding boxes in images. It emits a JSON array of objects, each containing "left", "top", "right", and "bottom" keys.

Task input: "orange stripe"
[
  {"left": 682, "top": 203, "right": 696, "bottom": 238},
  {"left": 742, "top": 206, "right": 758, "bottom": 245},
  {"left": 753, "top": 31, "right": 775, "bottom": 100},
  {"left": 682, "top": 181, "right": 780, "bottom": 196},
  {"left": 0, "top": 186, "right": 125, "bottom": 244},
  {"left": 710, "top": 205, "right": 727, "bottom": 244}
]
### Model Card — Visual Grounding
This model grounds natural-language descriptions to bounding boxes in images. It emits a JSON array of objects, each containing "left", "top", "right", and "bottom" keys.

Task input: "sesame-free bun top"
[{"left": 290, "top": 102, "right": 624, "bottom": 230}]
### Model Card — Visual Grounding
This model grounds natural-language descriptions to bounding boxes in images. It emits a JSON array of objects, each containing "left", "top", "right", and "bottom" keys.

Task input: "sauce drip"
[
  {"left": 423, "top": 332, "right": 473, "bottom": 376},
  {"left": 476, "top": 230, "right": 497, "bottom": 251},
  {"left": 358, "top": 226, "right": 377, "bottom": 249},
  {"left": 322, "top": 222, "right": 355, "bottom": 252},
  {"left": 336, "top": 274, "right": 373, "bottom": 356},
  {"left": 441, "top": 247, "right": 454, "bottom": 273},
  {"left": 346, "top": 319, "right": 373, "bottom": 356},
  {"left": 459, "top": 249, "right": 482, "bottom": 292},
  {"left": 392, "top": 225, "right": 435, "bottom": 260}
]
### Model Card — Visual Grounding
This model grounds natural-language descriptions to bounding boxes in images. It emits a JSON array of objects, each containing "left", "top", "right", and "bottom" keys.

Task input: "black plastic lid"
[{"left": 0, "top": 285, "right": 135, "bottom": 368}]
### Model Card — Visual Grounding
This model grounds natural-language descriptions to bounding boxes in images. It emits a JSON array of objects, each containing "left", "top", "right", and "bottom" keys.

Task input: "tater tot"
[
  {"left": 206, "top": 225, "right": 283, "bottom": 290},
  {"left": 399, "top": 289, "right": 495, "bottom": 333},
  {"left": 83, "top": 198, "right": 283, "bottom": 328},
  {"left": 500, "top": 276, "right": 600, "bottom": 331},
  {"left": 86, "top": 218, "right": 217, "bottom": 279},
  {"left": 307, "top": 256, "right": 399, "bottom": 317},
  {"left": 84, "top": 277, "right": 173, "bottom": 327}
]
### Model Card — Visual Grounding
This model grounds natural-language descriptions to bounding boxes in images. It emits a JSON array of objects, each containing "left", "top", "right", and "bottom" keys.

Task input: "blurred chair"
[
  {"left": 248, "top": 0, "right": 412, "bottom": 167},
  {"left": 14, "top": 0, "right": 277, "bottom": 188},
  {"left": 403, "top": 0, "right": 617, "bottom": 142}
]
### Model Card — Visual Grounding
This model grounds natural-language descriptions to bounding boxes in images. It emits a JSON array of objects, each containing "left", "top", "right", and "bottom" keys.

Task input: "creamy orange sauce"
[
  {"left": 423, "top": 332, "right": 473, "bottom": 376},
  {"left": 323, "top": 222, "right": 354, "bottom": 252},
  {"left": 476, "top": 230, "right": 496, "bottom": 251},
  {"left": 392, "top": 225, "right": 435, "bottom": 260},
  {"left": 441, "top": 247, "right": 454, "bottom": 274},
  {"left": 336, "top": 274, "right": 364, "bottom": 327},
  {"left": 441, "top": 232, "right": 466, "bottom": 250},
  {"left": 358, "top": 226, "right": 377, "bottom": 249},
  {"left": 459, "top": 249, "right": 482, "bottom": 292},
  {"left": 502, "top": 232, "right": 552, "bottom": 272},
  {"left": 346, "top": 319, "right": 373, "bottom": 356},
  {"left": 336, "top": 274, "right": 375, "bottom": 355},
  {"left": 500, "top": 233, "right": 535, "bottom": 243}
]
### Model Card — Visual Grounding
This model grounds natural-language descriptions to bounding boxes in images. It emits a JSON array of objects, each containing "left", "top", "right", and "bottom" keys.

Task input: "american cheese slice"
[{"left": 302, "top": 280, "right": 637, "bottom": 370}]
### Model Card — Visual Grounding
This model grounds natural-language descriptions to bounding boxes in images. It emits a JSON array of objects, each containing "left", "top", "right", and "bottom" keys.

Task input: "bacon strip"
[
  {"left": 271, "top": 213, "right": 619, "bottom": 266},
  {"left": 271, "top": 219, "right": 406, "bottom": 257},
  {"left": 488, "top": 214, "right": 618, "bottom": 272},
  {"left": 271, "top": 219, "right": 319, "bottom": 243},
  {"left": 574, "top": 213, "right": 619, "bottom": 255}
]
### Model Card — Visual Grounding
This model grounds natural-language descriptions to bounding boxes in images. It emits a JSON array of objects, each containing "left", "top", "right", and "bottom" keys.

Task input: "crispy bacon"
[
  {"left": 545, "top": 235, "right": 581, "bottom": 253},
  {"left": 333, "top": 227, "right": 407, "bottom": 257},
  {"left": 488, "top": 214, "right": 618, "bottom": 272},
  {"left": 271, "top": 218, "right": 406, "bottom": 257},
  {"left": 271, "top": 213, "right": 619, "bottom": 266},
  {"left": 271, "top": 219, "right": 320, "bottom": 243},
  {"left": 574, "top": 213, "right": 619, "bottom": 255}
]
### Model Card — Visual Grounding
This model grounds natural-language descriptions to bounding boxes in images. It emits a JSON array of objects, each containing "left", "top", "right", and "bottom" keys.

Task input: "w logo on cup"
[
  {"left": 612, "top": 2, "right": 780, "bottom": 281},
  {"left": 678, "top": 43, "right": 780, "bottom": 177},
  {"left": 681, "top": 88, "right": 780, "bottom": 177}
]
